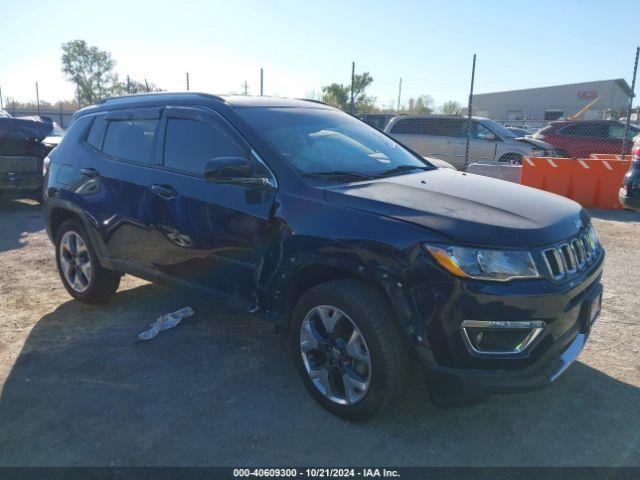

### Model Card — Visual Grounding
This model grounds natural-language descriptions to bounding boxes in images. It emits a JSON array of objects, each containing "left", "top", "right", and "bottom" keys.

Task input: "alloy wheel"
[
  {"left": 299, "top": 305, "right": 372, "bottom": 405},
  {"left": 59, "top": 231, "right": 92, "bottom": 293}
]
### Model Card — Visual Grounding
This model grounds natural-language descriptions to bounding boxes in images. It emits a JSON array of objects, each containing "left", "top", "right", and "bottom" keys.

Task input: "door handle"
[
  {"left": 151, "top": 184, "right": 179, "bottom": 199},
  {"left": 80, "top": 167, "right": 99, "bottom": 178}
]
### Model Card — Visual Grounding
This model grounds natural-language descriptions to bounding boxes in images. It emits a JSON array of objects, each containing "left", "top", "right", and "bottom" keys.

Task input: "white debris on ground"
[{"left": 137, "top": 307, "right": 195, "bottom": 341}]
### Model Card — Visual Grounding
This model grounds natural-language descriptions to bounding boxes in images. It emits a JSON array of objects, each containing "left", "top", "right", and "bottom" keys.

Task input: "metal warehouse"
[{"left": 472, "top": 79, "right": 633, "bottom": 127}]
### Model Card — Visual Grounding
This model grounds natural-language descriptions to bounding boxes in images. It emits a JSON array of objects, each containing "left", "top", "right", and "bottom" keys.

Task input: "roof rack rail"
[
  {"left": 97, "top": 92, "right": 225, "bottom": 104},
  {"left": 296, "top": 98, "right": 329, "bottom": 106}
]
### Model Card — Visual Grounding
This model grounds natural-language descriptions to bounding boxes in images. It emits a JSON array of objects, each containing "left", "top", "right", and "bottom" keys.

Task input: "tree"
[
  {"left": 321, "top": 72, "right": 375, "bottom": 113},
  {"left": 402, "top": 95, "right": 434, "bottom": 114},
  {"left": 122, "top": 77, "right": 164, "bottom": 94},
  {"left": 61, "top": 40, "right": 122, "bottom": 105},
  {"left": 321, "top": 83, "right": 350, "bottom": 110},
  {"left": 441, "top": 100, "right": 463, "bottom": 115}
]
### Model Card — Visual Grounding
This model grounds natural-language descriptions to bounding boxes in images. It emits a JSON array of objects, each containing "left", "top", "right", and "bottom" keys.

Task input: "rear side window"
[
  {"left": 163, "top": 118, "right": 246, "bottom": 175},
  {"left": 86, "top": 115, "right": 106, "bottom": 149},
  {"left": 559, "top": 123, "right": 607, "bottom": 138},
  {"left": 102, "top": 119, "right": 158, "bottom": 163},
  {"left": 390, "top": 118, "right": 465, "bottom": 137}
]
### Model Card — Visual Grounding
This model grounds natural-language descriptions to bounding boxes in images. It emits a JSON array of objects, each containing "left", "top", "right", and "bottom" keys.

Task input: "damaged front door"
[{"left": 148, "top": 106, "right": 278, "bottom": 309}]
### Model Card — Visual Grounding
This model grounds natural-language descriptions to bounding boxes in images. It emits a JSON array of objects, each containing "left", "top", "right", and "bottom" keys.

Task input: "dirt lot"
[{"left": 0, "top": 198, "right": 639, "bottom": 467}]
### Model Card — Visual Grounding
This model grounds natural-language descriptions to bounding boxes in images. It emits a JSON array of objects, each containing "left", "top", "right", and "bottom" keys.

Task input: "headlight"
[
  {"left": 531, "top": 149, "right": 547, "bottom": 157},
  {"left": 424, "top": 244, "right": 539, "bottom": 281}
]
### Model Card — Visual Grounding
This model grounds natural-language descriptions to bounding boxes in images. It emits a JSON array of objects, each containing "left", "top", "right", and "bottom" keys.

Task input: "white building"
[{"left": 472, "top": 79, "right": 633, "bottom": 128}]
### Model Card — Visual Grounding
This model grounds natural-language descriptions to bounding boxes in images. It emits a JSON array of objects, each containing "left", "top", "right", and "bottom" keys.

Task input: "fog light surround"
[{"left": 461, "top": 320, "right": 545, "bottom": 356}]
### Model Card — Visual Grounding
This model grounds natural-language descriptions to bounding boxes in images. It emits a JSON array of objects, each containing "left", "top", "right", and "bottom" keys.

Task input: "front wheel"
[{"left": 290, "top": 279, "right": 410, "bottom": 421}]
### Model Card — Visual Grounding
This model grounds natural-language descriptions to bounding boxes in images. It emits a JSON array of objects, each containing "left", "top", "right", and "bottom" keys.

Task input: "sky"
[{"left": 1, "top": 0, "right": 640, "bottom": 110}]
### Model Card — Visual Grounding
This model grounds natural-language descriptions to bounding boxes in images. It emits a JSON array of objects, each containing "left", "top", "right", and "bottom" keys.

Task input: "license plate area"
[{"left": 586, "top": 292, "right": 602, "bottom": 330}]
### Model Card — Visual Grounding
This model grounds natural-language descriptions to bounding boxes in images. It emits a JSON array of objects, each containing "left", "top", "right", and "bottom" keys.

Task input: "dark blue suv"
[{"left": 43, "top": 93, "right": 604, "bottom": 420}]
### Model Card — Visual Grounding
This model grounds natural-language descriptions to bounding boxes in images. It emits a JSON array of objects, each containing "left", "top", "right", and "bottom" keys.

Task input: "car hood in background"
[
  {"left": 516, "top": 136, "right": 555, "bottom": 151},
  {"left": 324, "top": 169, "right": 586, "bottom": 247}
]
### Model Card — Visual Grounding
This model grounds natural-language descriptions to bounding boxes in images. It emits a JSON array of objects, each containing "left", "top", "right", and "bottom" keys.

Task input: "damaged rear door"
[{"left": 147, "top": 106, "right": 278, "bottom": 309}]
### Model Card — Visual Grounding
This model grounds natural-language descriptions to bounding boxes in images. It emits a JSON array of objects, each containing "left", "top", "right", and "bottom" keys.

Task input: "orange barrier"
[
  {"left": 589, "top": 153, "right": 631, "bottom": 161},
  {"left": 520, "top": 156, "right": 630, "bottom": 209}
]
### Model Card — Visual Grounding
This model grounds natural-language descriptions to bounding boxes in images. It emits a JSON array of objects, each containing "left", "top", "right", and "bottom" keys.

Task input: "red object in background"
[
  {"left": 532, "top": 120, "right": 640, "bottom": 159},
  {"left": 521, "top": 156, "right": 630, "bottom": 210}
]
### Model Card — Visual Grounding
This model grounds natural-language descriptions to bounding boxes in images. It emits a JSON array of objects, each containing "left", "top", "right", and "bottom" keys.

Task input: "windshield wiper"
[
  {"left": 377, "top": 165, "right": 431, "bottom": 177},
  {"left": 300, "top": 170, "right": 378, "bottom": 180}
]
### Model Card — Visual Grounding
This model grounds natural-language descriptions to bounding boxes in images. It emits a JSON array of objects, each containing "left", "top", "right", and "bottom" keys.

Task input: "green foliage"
[
  {"left": 61, "top": 40, "right": 121, "bottom": 105},
  {"left": 122, "top": 78, "right": 165, "bottom": 94},
  {"left": 61, "top": 40, "right": 164, "bottom": 105},
  {"left": 321, "top": 72, "right": 375, "bottom": 113},
  {"left": 441, "top": 100, "right": 463, "bottom": 115}
]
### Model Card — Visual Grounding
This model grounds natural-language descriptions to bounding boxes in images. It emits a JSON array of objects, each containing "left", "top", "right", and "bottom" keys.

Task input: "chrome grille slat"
[{"left": 542, "top": 230, "right": 599, "bottom": 280}]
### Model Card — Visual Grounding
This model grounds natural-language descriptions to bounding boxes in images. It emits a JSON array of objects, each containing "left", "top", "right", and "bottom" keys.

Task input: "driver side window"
[
  {"left": 163, "top": 118, "right": 248, "bottom": 175},
  {"left": 474, "top": 122, "right": 496, "bottom": 140}
]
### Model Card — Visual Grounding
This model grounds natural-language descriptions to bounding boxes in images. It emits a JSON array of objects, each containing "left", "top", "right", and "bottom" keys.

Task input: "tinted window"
[
  {"left": 608, "top": 124, "right": 640, "bottom": 140},
  {"left": 102, "top": 119, "right": 158, "bottom": 163},
  {"left": 559, "top": 123, "right": 607, "bottom": 138},
  {"left": 390, "top": 118, "right": 465, "bottom": 137},
  {"left": 163, "top": 118, "right": 247, "bottom": 174},
  {"left": 86, "top": 115, "right": 106, "bottom": 149}
]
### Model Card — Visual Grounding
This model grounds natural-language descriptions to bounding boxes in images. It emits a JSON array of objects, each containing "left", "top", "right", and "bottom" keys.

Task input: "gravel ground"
[{"left": 0, "top": 199, "right": 638, "bottom": 467}]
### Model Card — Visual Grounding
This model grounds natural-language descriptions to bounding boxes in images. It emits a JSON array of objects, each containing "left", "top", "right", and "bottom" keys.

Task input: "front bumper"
[
  {"left": 0, "top": 173, "right": 42, "bottom": 197},
  {"left": 619, "top": 192, "right": 640, "bottom": 212},
  {"left": 406, "top": 251, "right": 603, "bottom": 405}
]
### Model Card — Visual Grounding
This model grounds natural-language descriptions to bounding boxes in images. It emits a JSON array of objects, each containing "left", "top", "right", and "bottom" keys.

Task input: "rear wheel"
[
  {"left": 290, "top": 279, "right": 410, "bottom": 421},
  {"left": 55, "top": 219, "right": 120, "bottom": 304}
]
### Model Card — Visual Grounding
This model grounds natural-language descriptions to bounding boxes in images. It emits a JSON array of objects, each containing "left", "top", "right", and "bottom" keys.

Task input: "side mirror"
[{"left": 203, "top": 156, "right": 274, "bottom": 189}]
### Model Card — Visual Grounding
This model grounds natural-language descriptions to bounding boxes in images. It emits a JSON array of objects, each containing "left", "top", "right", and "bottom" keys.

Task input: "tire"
[
  {"left": 290, "top": 279, "right": 410, "bottom": 421},
  {"left": 55, "top": 219, "right": 120, "bottom": 304},
  {"left": 498, "top": 153, "right": 523, "bottom": 164}
]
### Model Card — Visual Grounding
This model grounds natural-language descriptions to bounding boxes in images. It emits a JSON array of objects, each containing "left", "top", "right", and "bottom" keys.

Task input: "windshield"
[
  {"left": 483, "top": 119, "right": 517, "bottom": 139},
  {"left": 237, "top": 107, "right": 431, "bottom": 178}
]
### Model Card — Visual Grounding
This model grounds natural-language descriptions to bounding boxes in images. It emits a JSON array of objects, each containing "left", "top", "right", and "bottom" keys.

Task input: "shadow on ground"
[
  {"left": 1, "top": 283, "right": 639, "bottom": 467},
  {"left": 589, "top": 208, "right": 640, "bottom": 223},
  {"left": 0, "top": 199, "right": 44, "bottom": 253}
]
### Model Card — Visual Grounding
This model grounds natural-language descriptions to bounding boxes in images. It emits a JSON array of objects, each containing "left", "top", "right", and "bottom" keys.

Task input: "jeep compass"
[{"left": 43, "top": 93, "right": 604, "bottom": 420}]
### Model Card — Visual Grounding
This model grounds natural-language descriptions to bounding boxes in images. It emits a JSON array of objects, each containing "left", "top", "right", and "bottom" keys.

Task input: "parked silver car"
[{"left": 385, "top": 115, "right": 555, "bottom": 169}]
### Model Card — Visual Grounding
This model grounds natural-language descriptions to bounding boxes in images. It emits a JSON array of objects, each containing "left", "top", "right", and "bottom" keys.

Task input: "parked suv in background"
[
  {"left": 533, "top": 120, "right": 640, "bottom": 158},
  {"left": 44, "top": 93, "right": 604, "bottom": 420},
  {"left": 619, "top": 134, "right": 640, "bottom": 211},
  {"left": 359, "top": 113, "right": 398, "bottom": 131},
  {"left": 0, "top": 112, "right": 60, "bottom": 201},
  {"left": 384, "top": 115, "right": 555, "bottom": 169}
]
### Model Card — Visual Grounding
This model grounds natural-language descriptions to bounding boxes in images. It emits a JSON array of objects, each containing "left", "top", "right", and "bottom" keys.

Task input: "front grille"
[
  {"left": 542, "top": 231, "right": 599, "bottom": 280},
  {"left": 0, "top": 156, "right": 39, "bottom": 174}
]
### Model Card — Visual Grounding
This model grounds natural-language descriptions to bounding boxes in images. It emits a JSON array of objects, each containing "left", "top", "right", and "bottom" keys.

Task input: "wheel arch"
[{"left": 269, "top": 259, "right": 418, "bottom": 343}]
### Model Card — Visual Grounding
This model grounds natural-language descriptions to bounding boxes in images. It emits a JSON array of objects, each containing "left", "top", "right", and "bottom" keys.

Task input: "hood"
[
  {"left": 323, "top": 169, "right": 587, "bottom": 248},
  {"left": 516, "top": 136, "right": 554, "bottom": 150}
]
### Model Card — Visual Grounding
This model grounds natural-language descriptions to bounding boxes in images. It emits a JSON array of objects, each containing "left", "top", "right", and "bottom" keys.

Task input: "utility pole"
[
  {"left": 260, "top": 68, "right": 264, "bottom": 96},
  {"left": 186, "top": 72, "right": 190, "bottom": 91},
  {"left": 35, "top": 81, "right": 40, "bottom": 114},
  {"left": 464, "top": 54, "right": 477, "bottom": 170},
  {"left": 349, "top": 61, "right": 355, "bottom": 114},
  {"left": 622, "top": 46, "right": 639, "bottom": 157},
  {"left": 126, "top": 75, "right": 132, "bottom": 94},
  {"left": 144, "top": 79, "right": 150, "bottom": 93},
  {"left": 397, "top": 78, "right": 402, "bottom": 113},
  {"left": 243, "top": 81, "right": 248, "bottom": 95}
]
